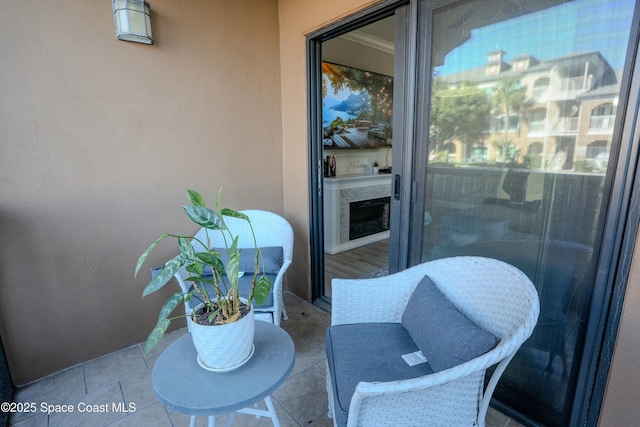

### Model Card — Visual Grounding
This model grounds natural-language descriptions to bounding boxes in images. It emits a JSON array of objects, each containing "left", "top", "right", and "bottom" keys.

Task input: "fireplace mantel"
[{"left": 324, "top": 174, "right": 392, "bottom": 254}]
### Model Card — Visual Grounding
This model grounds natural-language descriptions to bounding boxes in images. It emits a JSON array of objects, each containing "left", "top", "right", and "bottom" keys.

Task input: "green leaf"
[
  {"left": 142, "top": 255, "right": 183, "bottom": 297},
  {"left": 197, "top": 276, "right": 216, "bottom": 285},
  {"left": 253, "top": 275, "right": 271, "bottom": 307},
  {"left": 229, "top": 235, "right": 239, "bottom": 255},
  {"left": 195, "top": 251, "right": 225, "bottom": 272},
  {"left": 144, "top": 318, "right": 171, "bottom": 355},
  {"left": 216, "top": 187, "right": 223, "bottom": 212},
  {"left": 185, "top": 263, "right": 203, "bottom": 275},
  {"left": 183, "top": 205, "right": 224, "bottom": 229},
  {"left": 221, "top": 208, "right": 250, "bottom": 221},
  {"left": 178, "top": 235, "right": 196, "bottom": 260},
  {"left": 158, "top": 292, "right": 184, "bottom": 322},
  {"left": 187, "top": 189, "right": 206, "bottom": 207},
  {"left": 206, "top": 307, "right": 221, "bottom": 323},
  {"left": 135, "top": 233, "right": 170, "bottom": 277},
  {"left": 226, "top": 249, "right": 240, "bottom": 290}
]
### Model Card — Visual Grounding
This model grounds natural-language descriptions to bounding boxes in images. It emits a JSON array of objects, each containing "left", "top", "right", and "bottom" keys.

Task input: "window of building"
[{"left": 533, "top": 77, "right": 551, "bottom": 98}]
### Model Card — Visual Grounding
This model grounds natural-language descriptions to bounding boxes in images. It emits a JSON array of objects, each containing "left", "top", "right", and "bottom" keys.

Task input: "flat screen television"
[{"left": 322, "top": 62, "right": 393, "bottom": 149}]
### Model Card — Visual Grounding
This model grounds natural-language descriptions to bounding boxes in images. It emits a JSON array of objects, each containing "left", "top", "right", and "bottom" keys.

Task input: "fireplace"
[{"left": 349, "top": 197, "right": 390, "bottom": 240}]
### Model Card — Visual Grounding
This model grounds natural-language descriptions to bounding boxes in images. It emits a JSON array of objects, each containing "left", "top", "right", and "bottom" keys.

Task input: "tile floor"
[{"left": 8, "top": 292, "right": 524, "bottom": 427}]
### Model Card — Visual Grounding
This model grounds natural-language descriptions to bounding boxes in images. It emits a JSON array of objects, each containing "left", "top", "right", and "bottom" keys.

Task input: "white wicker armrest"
[
  {"left": 270, "top": 258, "right": 292, "bottom": 325},
  {"left": 349, "top": 371, "right": 486, "bottom": 427}
]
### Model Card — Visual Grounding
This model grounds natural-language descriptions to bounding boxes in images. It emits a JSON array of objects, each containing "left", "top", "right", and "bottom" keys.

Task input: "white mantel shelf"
[
  {"left": 324, "top": 173, "right": 392, "bottom": 187},
  {"left": 324, "top": 173, "right": 392, "bottom": 255}
]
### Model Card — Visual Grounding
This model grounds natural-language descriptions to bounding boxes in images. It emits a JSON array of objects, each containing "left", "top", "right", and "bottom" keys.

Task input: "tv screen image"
[{"left": 322, "top": 62, "right": 393, "bottom": 149}]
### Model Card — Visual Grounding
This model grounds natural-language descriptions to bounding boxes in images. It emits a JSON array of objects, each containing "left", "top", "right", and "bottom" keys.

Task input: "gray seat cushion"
[
  {"left": 201, "top": 246, "right": 283, "bottom": 275},
  {"left": 188, "top": 273, "right": 277, "bottom": 309},
  {"left": 401, "top": 275, "right": 497, "bottom": 372},
  {"left": 326, "top": 323, "right": 434, "bottom": 427}
]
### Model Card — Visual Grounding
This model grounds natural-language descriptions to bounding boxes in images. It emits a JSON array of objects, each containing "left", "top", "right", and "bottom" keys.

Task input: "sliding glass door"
[
  {"left": 412, "top": 0, "right": 636, "bottom": 424},
  {"left": 308, "top": 2, "right": 412, "bottom": 306},
  {"left": 309, "top": 0, "right": 640, "bottom": 424}
]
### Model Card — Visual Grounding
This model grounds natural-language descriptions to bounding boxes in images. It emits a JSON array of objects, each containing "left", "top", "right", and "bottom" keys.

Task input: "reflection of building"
[{"left": 442, "top": 50, "right": 619, "bottom": 171}]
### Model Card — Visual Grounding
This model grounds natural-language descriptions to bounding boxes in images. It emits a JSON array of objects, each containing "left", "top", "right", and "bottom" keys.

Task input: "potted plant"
[
  {"left": 135, "top": 189, "right": 271, "bottom": 371},
  {"left": 372, "top": 161, "right": 380, "bottom": 174}
]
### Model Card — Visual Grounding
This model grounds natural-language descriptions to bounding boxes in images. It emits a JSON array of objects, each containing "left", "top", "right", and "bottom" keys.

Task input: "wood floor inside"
[{"left": 323, "top": 239, "right": 389, "bottom": 298}]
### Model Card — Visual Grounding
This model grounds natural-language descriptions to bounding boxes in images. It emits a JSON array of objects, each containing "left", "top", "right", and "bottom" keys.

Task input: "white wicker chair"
[
  {"left": 326, "top": 256, "right": 540, "bottom": 427},
  {"left": 174, "top": 210, "right": 293, "bottom": 325}
]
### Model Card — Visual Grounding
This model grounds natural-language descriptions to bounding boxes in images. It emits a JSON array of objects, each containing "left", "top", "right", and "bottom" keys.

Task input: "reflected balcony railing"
[
  {"left": 528, "top": 117, "right": 579, "bottom": 134},
  {"left": 561, "top": 76, "right": 591, "bottom": 92},
  {"left": 590, "top": 115, "right": 615, "bottom": 132}
]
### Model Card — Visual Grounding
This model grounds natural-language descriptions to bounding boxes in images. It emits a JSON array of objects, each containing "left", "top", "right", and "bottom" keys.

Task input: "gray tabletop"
[{"left": 152, "top": 320, "right": 295, "bottom": 416}]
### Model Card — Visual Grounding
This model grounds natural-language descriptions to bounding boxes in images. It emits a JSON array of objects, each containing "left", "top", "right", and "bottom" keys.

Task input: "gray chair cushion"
[
  {"left": 326, "top": 323, "right": 434, "bottom": 427},
  {"left": 201, "top": 246, "right": 283, "bottom": 275},
  {"left": 401, "top": 275, "right": 498, "bottom": 372},
  {"left": 189, "top": 273, "right": 277, "bottom": 309}
]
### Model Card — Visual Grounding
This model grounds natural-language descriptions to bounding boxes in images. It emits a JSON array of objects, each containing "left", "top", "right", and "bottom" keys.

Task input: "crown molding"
[{"left": 340, "top": 30, "right": 394, "bottom": 54}]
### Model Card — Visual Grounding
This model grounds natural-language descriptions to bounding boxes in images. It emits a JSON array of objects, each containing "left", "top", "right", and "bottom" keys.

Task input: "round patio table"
[{"left": 152, "top": 320, "right": 295, "bottom": 427}]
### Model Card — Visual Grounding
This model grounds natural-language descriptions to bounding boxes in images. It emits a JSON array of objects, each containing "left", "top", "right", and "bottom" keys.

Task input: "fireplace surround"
[{"left": 324, "top": 174, "right": 392, "bottom": 254}]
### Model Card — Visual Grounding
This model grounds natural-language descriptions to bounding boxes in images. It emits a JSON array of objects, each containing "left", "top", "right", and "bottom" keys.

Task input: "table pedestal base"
[{"left": 190, "top": 395, "right": 281, "bottom": 427}]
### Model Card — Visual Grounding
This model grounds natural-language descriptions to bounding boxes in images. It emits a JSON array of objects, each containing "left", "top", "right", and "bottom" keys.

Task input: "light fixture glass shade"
[{"left": 112, "top": 0, "right": 153, "bottom": 45}]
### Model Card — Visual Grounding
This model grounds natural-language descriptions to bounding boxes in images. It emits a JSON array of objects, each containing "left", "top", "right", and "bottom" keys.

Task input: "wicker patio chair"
[
  {"left": 326, "top": 256, "right": 540, "bottom": 427},
  {"left": 174, "top": 209, "right": 293, "bottom": 325}
]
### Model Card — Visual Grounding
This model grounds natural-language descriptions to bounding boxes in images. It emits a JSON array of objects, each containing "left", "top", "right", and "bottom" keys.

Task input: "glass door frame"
[{"left": 306, "top": 0, "right": 412, "bottom": 309}]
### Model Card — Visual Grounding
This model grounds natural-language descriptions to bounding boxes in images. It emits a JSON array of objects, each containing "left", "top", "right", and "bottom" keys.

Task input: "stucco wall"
[{"left": 0, "top": 0, "right": 283, "bottom": 385}]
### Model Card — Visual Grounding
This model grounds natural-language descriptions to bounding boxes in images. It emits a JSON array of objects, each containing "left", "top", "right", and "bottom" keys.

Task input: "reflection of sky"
[{"left": 436, "top": 0, "right": 635, "bottom": 76}]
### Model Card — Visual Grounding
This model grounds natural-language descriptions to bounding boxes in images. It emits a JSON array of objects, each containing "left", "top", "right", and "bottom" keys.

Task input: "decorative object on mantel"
[
  {"left": 112, "top": 0, "right": 153, "bottom": 45},
  {"left": 135, "top": 189, "right": 271, "bottom": 371},
  {"left": 325, "top": 155, "right": 337, "bottom": 177},
  {"left": 372, "top": 161, "right": 380, "bottom": 174}
]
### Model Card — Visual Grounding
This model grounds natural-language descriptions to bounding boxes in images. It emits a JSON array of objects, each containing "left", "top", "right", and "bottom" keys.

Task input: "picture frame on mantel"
[{"left": 322, "top": 62, "right": 393, "bottom": 149}]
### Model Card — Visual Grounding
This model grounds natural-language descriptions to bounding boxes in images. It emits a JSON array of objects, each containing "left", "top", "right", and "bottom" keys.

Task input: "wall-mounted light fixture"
[{"left": 112, "top": 0, "right": 153, "bottom": 45}]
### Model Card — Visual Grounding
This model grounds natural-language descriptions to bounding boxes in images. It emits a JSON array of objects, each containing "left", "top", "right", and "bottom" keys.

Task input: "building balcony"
[
  {"left": 528, "top": 117, "right": 579, "bottom": 136},
  {"left": 589, "top": 115, "right": 615, "bottom": 134},
  {"left": 533, "top": 76, "right": 591, "bottom": 102}
]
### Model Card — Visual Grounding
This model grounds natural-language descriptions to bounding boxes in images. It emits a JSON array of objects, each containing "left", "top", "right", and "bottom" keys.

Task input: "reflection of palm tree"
[
  {"left": 430, "top": 80, "right": 489, "bottom": 161},
  {"left": 492, "top": 77, "right": 526, "bottom": 162}
]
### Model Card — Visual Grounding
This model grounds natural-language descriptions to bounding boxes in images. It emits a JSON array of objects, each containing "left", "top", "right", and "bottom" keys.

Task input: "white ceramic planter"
[{"left": 187, "top": 301, "right": 255, "bottom": 372}]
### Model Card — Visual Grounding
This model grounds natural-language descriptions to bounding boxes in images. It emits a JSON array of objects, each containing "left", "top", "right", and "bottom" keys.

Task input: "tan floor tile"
[
  {"left": 84, "top": 346, "right": 147, "bottom": 393},
  {"left": 119, "top": 369, "right": 157, "bottom": 410},
  {"left": 8, "top": 411, "right": 48, "bottom": 427},
  {"left": 106, "top": 402, "right": 172, "bottom": 427},
  {"left": 10, "top": 366, "right": 85, "bottom": 424},
  {"left": 289, "top": 334, "right": 328, "bottom": 378},
  {"left": 48, "top": 383, "right": 127, "bottom": 427},
  {"left": 273, "top": 366, "right": 328, "bottom": 425}
]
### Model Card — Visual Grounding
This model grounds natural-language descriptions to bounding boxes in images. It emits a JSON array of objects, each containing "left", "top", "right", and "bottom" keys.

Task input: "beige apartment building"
[{"left": 442, "top": 50, "right": 619, "bottom": 173}]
